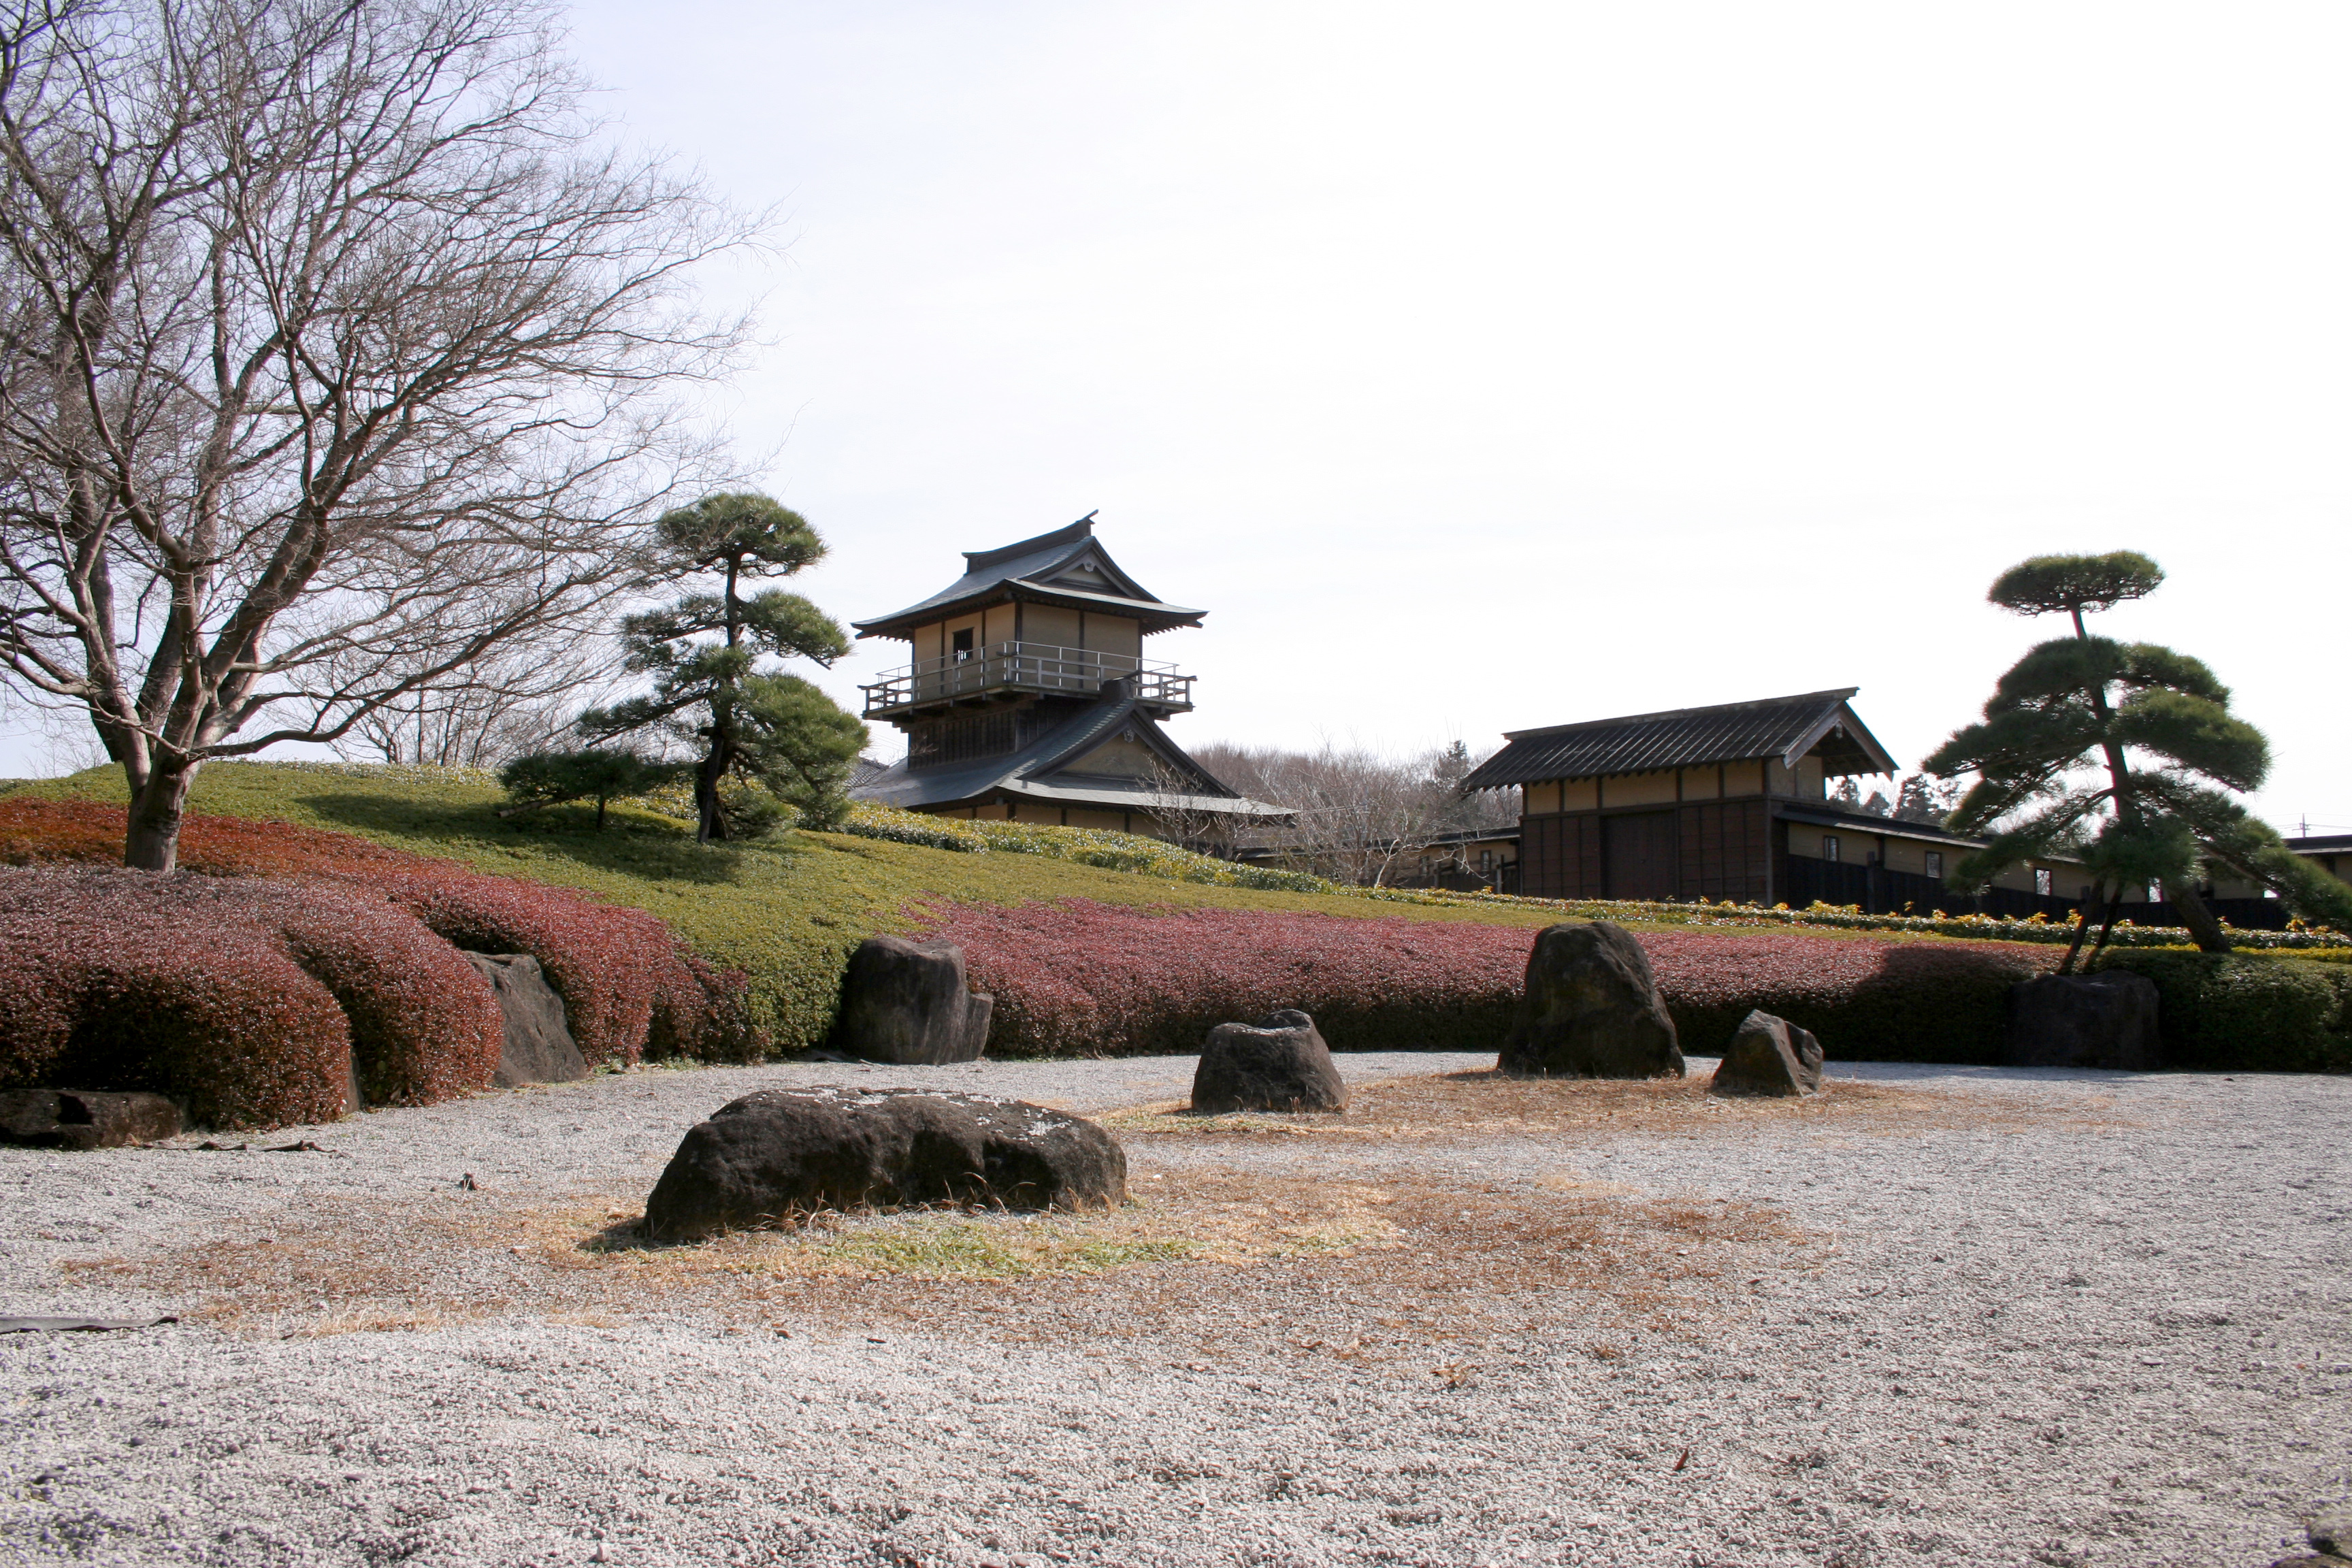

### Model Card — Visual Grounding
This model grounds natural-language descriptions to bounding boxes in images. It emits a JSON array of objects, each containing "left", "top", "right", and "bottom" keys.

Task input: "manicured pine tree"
[
  {"left": 1926, "top": 551, "right": 2351, "bottom": 968},
  {"left": 496, "top": 749, "right": 679, "bottom": 831},
  {"left": 581, "top": 493, "right": 864, "bottom": 843}
]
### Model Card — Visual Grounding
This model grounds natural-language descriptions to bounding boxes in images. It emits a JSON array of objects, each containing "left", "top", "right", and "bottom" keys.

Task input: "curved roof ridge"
[{"left": 963, "top": 512, "right": 1096, "bottom": 571}]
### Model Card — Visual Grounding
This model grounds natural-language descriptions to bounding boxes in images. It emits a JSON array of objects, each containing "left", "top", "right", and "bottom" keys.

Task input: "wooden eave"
[{"left": 852, "top": 578, "right": 1206, "bottom": 642}]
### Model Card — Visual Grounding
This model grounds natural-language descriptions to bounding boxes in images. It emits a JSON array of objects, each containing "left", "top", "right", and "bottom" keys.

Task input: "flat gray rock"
[
  {"left": 0, "top": 1089, "right": 181, "bottom": 1149},
  {"left": 0, "top": 1316, "right": 176, "bottom": 1333}
]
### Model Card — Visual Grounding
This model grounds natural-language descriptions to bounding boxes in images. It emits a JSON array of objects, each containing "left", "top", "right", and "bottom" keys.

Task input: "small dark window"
[
  {"left": 1925, "top": 851, "right": 1943, "bottom": 879},
  {"left": 1820, "top": 836, "right": 1840, "bottom": 863},
  {"left": 951, "top": 627, "right": 975, "bottom": 662}
]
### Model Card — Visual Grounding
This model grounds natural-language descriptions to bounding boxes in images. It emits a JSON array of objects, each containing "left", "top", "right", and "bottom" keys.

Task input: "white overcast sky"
[{"left": 6, "top": 2, "right": 2347, "bottom": 829}]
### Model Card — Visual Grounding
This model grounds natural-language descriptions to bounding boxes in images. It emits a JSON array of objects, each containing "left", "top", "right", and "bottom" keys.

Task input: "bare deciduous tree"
[
  {"left": 1196, "top": 738, "right": 1494, "bottom": 887},
  {"left": 1134, "top": 753, "right": 1241, "bottom": 857},
  {"left": 0, "top": 0, "right": 753, "bottom": 867},
  {"left": 331, "top": 636, "right": 619, "bottom": 769}
]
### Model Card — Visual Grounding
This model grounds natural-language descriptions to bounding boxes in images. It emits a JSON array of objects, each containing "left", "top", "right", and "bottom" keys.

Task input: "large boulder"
[
  {"left": 2006, "top": 972, "right": 2161, "bottom": 1071},
  {"left": 828, "top": 937, "right": 994, "bottom": 1065},
  {"left": 1192, "top": 1009, "right": 1347, "bottom": 1113},
  {"left": 1709, "top": 1009, "right": 1825, "bottom": 1097},
  {"left": 1499, "top": 921, "right": 1685, "bottom": 1080},
  {"left": 0, "top": 1090, "right": 181, "bottom": 1150},
  {"left": 463, "top": 953, "right": 590, "bottom": 1088},
  {"left": 642, "top": 1088, "right": 1124, "bottom": 1241}
]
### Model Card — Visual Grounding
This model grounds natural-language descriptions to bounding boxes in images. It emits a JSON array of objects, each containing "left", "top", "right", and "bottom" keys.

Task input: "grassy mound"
[{"left": 5, "top": 764, "right": 1582, "bottom": 1056}]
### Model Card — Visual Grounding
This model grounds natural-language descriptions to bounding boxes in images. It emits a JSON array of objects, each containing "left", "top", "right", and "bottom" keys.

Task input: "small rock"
[
  {"left": 2005, "top": 972, "right": 2160, "bottom": 1071},
  {"left": 642, "top": 1087, "right": 1126, "bottom": 1241},
  {"left": 1708, "top": 1010, "right": 1824, "bottom": 1097},
  {"left": 0, "top": 1090, "right": 181, "bottom": 1150},
  {"left": 1192, "top": 1009, "right": 1346, "bottom": 1113},
  {"left": 463, "top": 953, "right": 589, "bottom": 1087},
  {"left": 826, "top": 937, "right": 994, "bottom": 1065},
  {"left": 1499, "top": 921, "right": 1684, "bottom": 1080}
]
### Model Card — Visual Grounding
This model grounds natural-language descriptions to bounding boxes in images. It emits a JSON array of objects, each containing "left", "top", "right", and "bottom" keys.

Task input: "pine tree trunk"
[
  {"left": 2170, "top": 885, "right": 2233, "bottom": 953},
  {"left": 123, "top": 757, "right": 199, "bottom": 871},
  {"left": 2058, "top": 879, "right": 2103, "bottom": 975},
  {"left": 2088, "top": 889, "right": 2127, "bottom": 966},
  {"left": 693, "top": 743, "right": 728, "bottom": 844}
]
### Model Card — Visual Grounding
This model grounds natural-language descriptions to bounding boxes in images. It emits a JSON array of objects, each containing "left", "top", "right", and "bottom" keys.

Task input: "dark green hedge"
[{"left": 2093, "top": 951, "right": 2352, "bottom": 1073}]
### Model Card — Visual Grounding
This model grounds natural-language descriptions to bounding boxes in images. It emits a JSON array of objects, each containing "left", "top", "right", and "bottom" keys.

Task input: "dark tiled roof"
[
  {"left": 852, "top": 517, "right": 1205, "bottom": 638},
  {"left": 1460, "top": 689, "right": 1897, "bottom": 790},
  {"left": 851, "top": 692, "right": 1284, "bottom": 817},
  {"left": 2287, "top": 835, "right": 2352, "bottom": 853}
]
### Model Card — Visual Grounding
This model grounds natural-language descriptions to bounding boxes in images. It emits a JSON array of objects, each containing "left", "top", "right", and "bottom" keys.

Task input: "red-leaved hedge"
[
  {"left": 917, "top": 900, "right": 2058, "bottom": 1062},
  {"left": 0, "top": 868, "right": 504, "bottom": 1126},
  {"left": 1643, "top": 930, "right": 2057, "bottom": 1062},
  {"left": 0, "top": 798, "right": 760, "bottom": 1071}
]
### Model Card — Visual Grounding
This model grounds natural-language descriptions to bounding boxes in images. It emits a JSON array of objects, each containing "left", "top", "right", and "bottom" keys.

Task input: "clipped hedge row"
[
  {"left": 921, "top": 899, "right": 1526, "bottom": 1056},
  {"left": 919, "top": 900, "right": 2058, "bottom": 1062},
  {"left": 2094, "top": 950, "right": 2352, "bottom": 1073},
  {"left": 1647, "top": 931, "right": 2055, "bottom": 1063},
  {"left": 1350, "top": 888, "right": 2350, "bottom": 951},
  {"left": 0, "top": 798, "right": 762, "bottom": 1070},
  {"left": 0, "top": 868, "right": 504, "bottom": 1126}
]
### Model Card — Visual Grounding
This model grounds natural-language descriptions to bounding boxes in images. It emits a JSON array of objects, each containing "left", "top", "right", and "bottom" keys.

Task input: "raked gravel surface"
[{"left": 2, "top": 1053, "right": 2347, "bottom": 1568}]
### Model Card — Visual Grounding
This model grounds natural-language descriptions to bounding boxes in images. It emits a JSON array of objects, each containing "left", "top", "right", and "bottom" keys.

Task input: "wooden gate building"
[{"left": 1460, "top": 689, "right": 1910, "bottom": 904}]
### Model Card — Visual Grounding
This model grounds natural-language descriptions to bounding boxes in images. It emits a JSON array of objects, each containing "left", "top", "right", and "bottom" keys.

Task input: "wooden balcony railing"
[{"left": 861, "top": 641, "right": 1195, "bottom": 718}]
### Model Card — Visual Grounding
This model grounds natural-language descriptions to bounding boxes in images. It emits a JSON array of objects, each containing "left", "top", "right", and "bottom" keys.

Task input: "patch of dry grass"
[
  {"left": 1105, "top": 1068, "right": 2080, "bottom": 1143},
  {"left": 67, "top": 1068, "right": 2090, "bottom": 1359}
]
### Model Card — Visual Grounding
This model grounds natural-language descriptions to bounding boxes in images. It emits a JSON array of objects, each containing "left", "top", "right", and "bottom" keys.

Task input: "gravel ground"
[{"left": 2, "top": 1053, "right": 2347, "bottom": 1568}]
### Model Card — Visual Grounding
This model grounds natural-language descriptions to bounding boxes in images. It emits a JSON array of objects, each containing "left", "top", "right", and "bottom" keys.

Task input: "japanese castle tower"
[{"left": 851, "top": 514, "right": 1280, "bottom": 836}]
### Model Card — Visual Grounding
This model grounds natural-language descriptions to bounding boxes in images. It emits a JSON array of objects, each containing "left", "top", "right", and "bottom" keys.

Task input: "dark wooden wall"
[
  {"left": 1676, "top": 799, "right": 1771, "bottom": 904},
  {"left": 1518, "top": 798, "right": 1772, "bottom": 903},
  {"left": 1519, "top": 813, "right": 1603, "bottom": 898}
]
